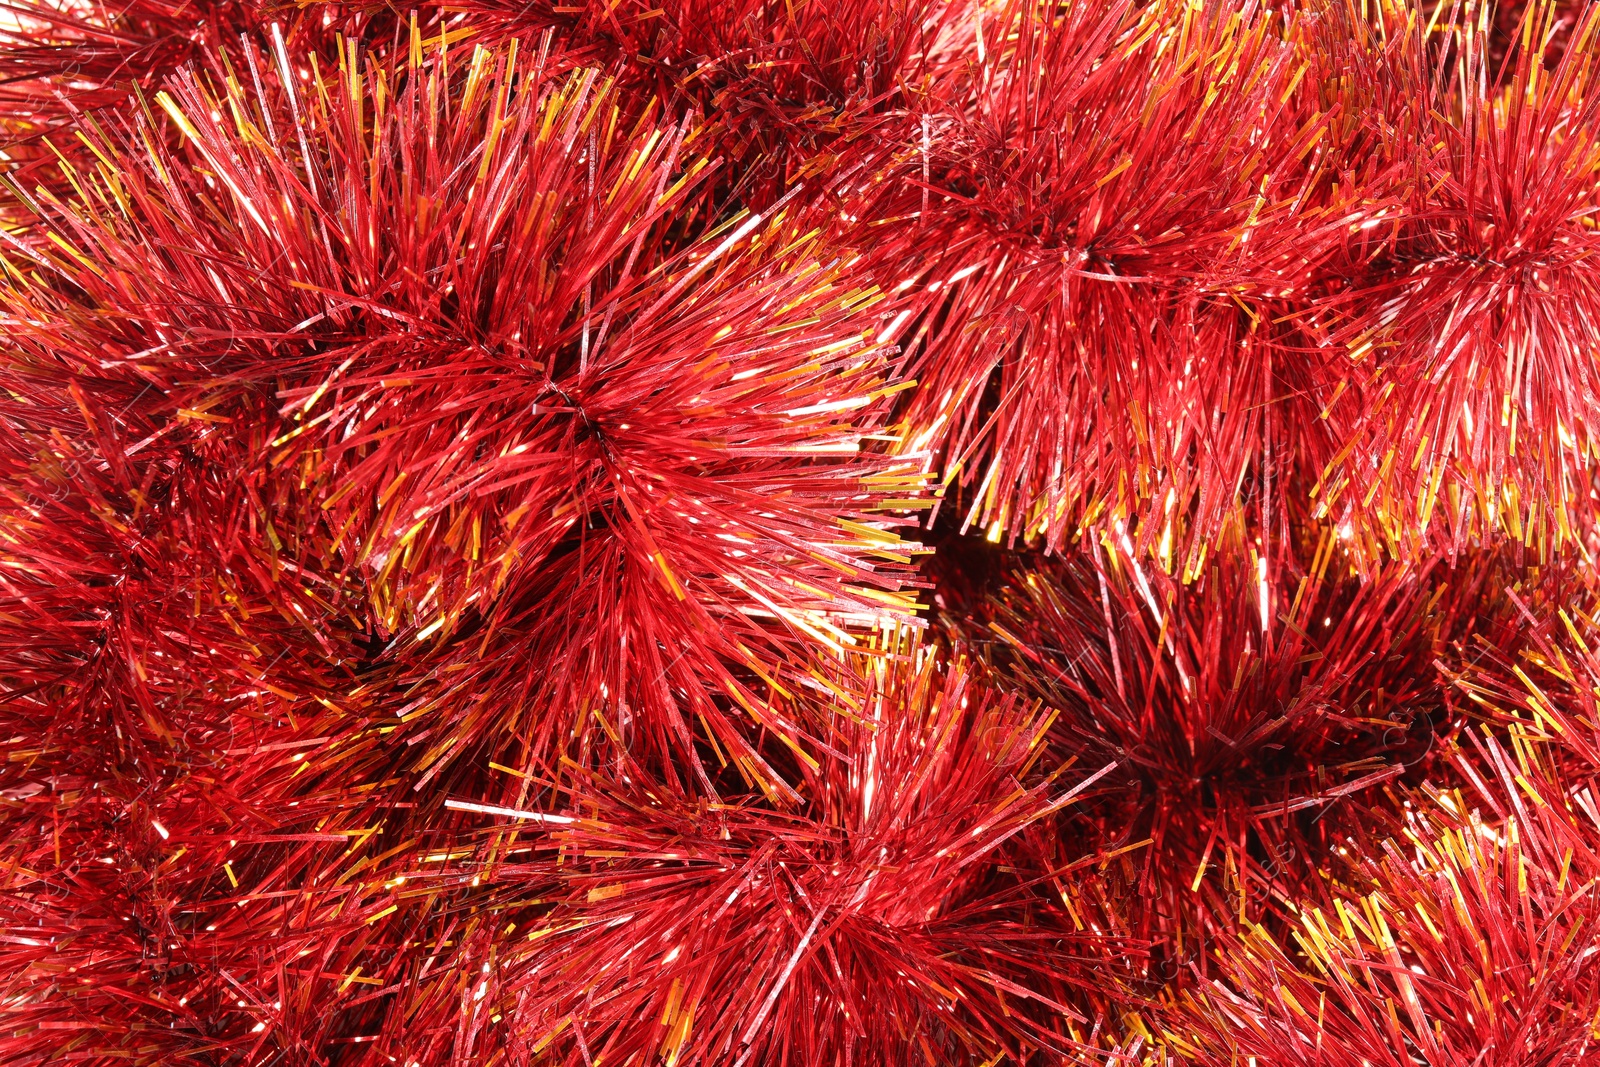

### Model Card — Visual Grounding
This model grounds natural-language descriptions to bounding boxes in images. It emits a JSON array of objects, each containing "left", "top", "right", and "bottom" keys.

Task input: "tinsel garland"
[{"left": 2, "top": 1, "right": 1600, "bottom": 1065}]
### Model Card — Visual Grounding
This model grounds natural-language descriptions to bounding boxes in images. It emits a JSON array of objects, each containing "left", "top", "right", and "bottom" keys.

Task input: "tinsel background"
[{"left": 2, "top": 0, "right": 1599, "bottom": 1064}]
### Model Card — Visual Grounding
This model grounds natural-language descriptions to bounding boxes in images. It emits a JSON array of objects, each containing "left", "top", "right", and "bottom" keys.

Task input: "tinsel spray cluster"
[{"left": 2, "top": 1, "right": 1599, "bottom": 1065}]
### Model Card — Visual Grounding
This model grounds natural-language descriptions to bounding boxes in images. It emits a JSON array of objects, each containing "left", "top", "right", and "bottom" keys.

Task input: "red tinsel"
[
  {"left": 1175, "top": 727, "right": 1600, "bottom": 1066},
  {"left": 6, "top": 2, "right": 1600, "bottom": 1066}
]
